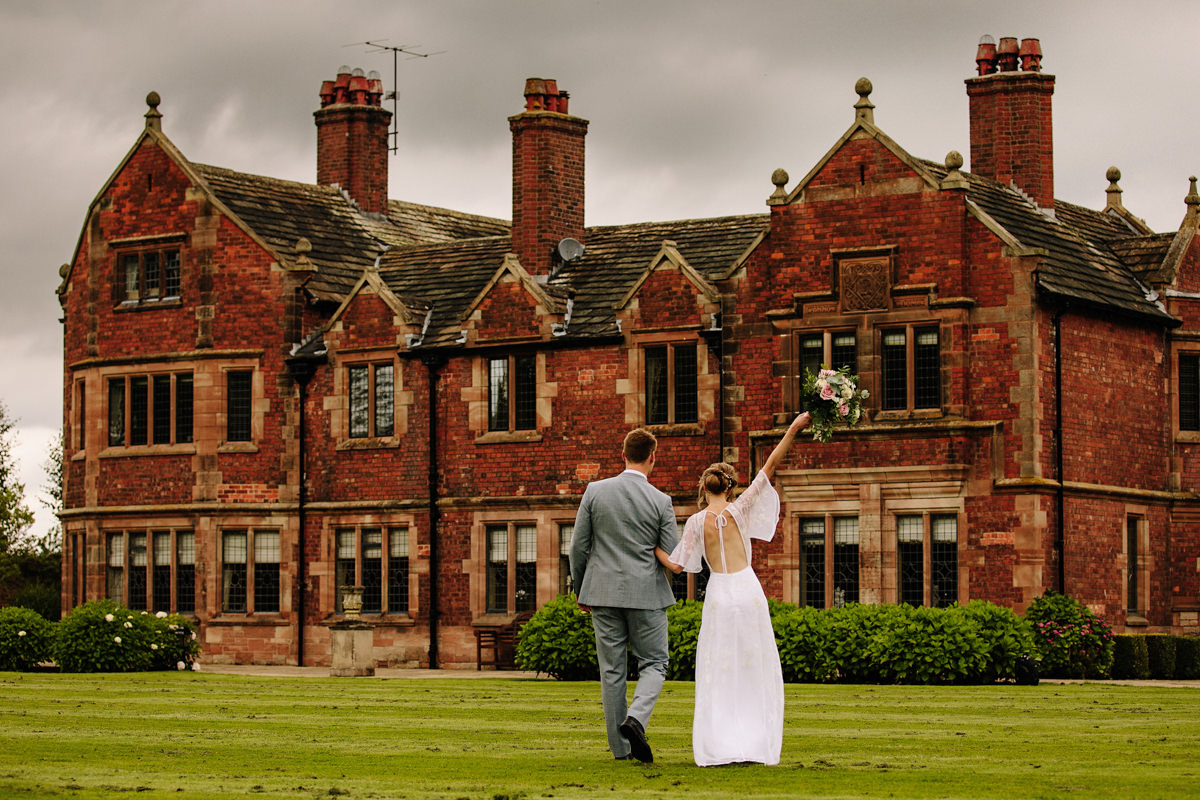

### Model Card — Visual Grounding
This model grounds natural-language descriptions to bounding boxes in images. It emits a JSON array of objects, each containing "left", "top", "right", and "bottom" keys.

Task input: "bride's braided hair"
[{"left": 697, "top": 462, "right": 738, "bottom": 508}]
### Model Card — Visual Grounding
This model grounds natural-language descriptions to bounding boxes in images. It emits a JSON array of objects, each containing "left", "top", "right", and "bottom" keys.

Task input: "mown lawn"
[{"left": 1, "top": 671, "right": 1197, "bottom": 799}]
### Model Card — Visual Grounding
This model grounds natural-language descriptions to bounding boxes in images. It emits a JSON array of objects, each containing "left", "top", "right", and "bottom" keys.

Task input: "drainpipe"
[
  {"left": 421, "top": 352, "right": 445, "bottom": 668},
  {"left": 1053, "top": 309, "right": 1066, "bottom": 594}
]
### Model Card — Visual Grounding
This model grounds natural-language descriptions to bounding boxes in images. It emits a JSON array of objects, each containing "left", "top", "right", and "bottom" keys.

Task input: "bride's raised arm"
[{"left": 761, "top": 412, "right": 812, "bottom": 480}]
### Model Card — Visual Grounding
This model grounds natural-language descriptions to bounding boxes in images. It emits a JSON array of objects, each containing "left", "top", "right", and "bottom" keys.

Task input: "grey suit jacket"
[{"left": 570, "top": 469, "right": 678, "bottom": 609}]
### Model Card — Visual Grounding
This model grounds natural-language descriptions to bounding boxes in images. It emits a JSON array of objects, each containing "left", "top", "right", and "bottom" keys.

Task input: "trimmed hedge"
[
  {"left": 1176, "top": 637, "right": 1200, "bottom": 680},
  {"left": 519, "top": 595, "right": 1035, "bottom": 684},
  {"left": 1145, "top": 635, "right": 1177, "bottom": 679},
  {"left": 1111, "top": 634, "right": 1150, "bottom": 679},
  {"left": 0, "top": 606, "right": 55, "bottom": 671}
]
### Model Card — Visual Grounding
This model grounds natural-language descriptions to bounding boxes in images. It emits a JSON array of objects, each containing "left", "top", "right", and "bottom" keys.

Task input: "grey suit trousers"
[{"left": 589, "top": 605, "right": 669, "bottom": 758}]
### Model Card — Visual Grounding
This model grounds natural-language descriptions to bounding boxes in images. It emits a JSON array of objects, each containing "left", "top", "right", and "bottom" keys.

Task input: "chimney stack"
[
  {"left": 966, "top": 36, "right": 1055, "bottom": 209},
  {"left": 509, "top": 78, "right": 588, "bottom": 275},
  {"left": 314, "top": 66, "right": 391, "bottom": 215}
]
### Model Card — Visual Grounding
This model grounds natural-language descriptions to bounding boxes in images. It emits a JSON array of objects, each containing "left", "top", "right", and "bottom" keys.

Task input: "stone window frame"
[
  {"left": 328, "top": 520, "right": 416, "bottom": 620},
  {"left": 466, "top": 351, "right": 551, "bottom": 444},
  {"left": 1123, "top": 507, "right": 1150, "bottom": 625},
  {"left": 468, "top": 510, "right": 567, "bottom": 621},
  {"left": 333, "top": 351, "right": 409, "bottom": 451},
  {"left": 218, "top": 527, "right": 283, "bottom": 617},
  {"left": 874, "top": 322, "right": 943, "bottom": 419},
  {"left": 100, "top": 369, "right": 195, "bottom": 454},
  {"left": 893, "top": 511, "right": 961, "bottom": 609},
  {"left": 110, "top": 235, "right": 185, "bottom": 308},
  {"left": 620, "top": 330, "right": 712, "bottom": 436},
  {"left": 789, "top": 513, "right": 861, "bottom": 609},
  {"left": 487, "top": 352, "right": 537, "bottom": 433},
  {"left": 1173, "top": 349, "right": 1200, "bottom": 442},
  {"left": 216, "top": 359, "right": 263, "bottom": 454},
  {"left": 102, "top": 526, "right": 196, "bottom": 615}
]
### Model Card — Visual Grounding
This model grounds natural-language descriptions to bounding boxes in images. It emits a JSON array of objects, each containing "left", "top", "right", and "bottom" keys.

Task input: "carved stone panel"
[{"left": 840, "top": 257, "right": 890, "bottom": 312}]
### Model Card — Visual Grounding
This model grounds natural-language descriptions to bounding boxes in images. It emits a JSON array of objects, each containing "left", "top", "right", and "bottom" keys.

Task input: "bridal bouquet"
[{"left": 800, "top": 365, "right": 869, "bottom": 443}]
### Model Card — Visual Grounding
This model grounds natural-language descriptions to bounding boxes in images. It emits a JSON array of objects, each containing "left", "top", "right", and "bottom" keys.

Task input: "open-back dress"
[{"left": 668, "top": 469, "right": 784, "bottom": 766}]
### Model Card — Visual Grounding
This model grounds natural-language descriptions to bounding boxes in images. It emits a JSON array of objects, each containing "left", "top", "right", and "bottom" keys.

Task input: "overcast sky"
[{"left": 2, "top": 0, "right": 1198, "bottom": 541}]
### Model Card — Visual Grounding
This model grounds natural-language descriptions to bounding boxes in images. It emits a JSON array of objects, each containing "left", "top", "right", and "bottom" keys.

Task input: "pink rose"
[
  {"left": 819, "top": 369, "right": 837, "bottom": 379},
  {"left": 839, "top": 403, "right": 850, "bottom": 417},
  {"left": 820, "top": 384, "right": 836, "bottom": 401}
]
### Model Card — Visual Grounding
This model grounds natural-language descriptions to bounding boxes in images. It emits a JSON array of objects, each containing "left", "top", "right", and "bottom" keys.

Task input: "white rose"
[
  {"left": 156, "top": 611, "right": 168, "bottom": 619},
  {"left": 105, "top": 614, "right": 115, "bottom": 622},
  {"left": 114, "top": 636, "right": 122, "bottom": 644},
  {"left": 17, "top": 630, "right": 26, "bottom": 637}
]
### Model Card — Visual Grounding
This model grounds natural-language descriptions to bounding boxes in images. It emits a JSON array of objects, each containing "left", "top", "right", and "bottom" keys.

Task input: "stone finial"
[
  {"left": 768, "top": 168, "right": 790, "bottom": 205},
  {"left": 854, "top": 77, "right": 875, "bottom": 125},
  {"left": 941, "top": 151, "right": 968, "bottom": 190},
  {"left": 145, "top": 91, "right": 162, "bottom": 132},
  {"left": 1186, "top": 176, "right": 1200, "bottom": 212},
  {"left": 1105, "top": 166, "right": 1123, "bottom": 210},
  {"left": 292, "top": 237, "right": 316, "bottom": 271}
]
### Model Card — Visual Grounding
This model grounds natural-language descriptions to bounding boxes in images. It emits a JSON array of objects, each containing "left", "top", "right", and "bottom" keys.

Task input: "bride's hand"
[{"left": 791, "top": 412, "right": 812, "bottom": 434}]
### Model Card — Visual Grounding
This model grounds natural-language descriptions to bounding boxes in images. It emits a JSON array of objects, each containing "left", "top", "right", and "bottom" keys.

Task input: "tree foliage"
[{"left": 0, "top": 401, "right": 34, "bottom": 554}]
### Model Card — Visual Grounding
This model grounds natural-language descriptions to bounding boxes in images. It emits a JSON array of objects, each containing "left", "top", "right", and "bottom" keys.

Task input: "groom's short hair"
[{"left": 623, "top": 428, "right": 657, "bottom": 464}]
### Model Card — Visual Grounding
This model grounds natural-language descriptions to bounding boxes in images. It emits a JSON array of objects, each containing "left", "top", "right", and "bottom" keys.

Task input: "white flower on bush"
[
  {"left": 151, "top": 644, "right": 159, "bottom": 651},
  {"left": 114, "top": 636, "right": 122, "bottom": 644},
  {"left": 190, "top": 662, "right": 200, "bottom": 671},
  {"left": 123, "top": 621, "right": 132, "bottom": 629},
  {"left": 191, "top": 632, "right": 197, "bottom": 641},
  {"left": 105, "top": 613, "right": 115, "bottom": 622},
  {"left": 168, "top": 624, "right": 178, "bottom": 631},
  {"left": 156, "top": 611, "right": 168, "bottom": 619},
  {"left": 176, "top": 661, "right": 186, "bottom": 671},
  {"left": 17, "top": 630, "right": 26, "bottom": 637}
]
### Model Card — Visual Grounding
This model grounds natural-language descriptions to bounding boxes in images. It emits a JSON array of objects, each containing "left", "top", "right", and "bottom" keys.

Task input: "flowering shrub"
[
  {"left": 54, "top": 600, "right": 200, "bottom": 673},
  {"left": 0, "top": 606, "right": 55, "bottom": 671},
  {"left": 800, "top": 365, "right": 869, "bottom": 443},
  {"left": 1024, "top": 591, "right": 1114, "bottom": 678}
]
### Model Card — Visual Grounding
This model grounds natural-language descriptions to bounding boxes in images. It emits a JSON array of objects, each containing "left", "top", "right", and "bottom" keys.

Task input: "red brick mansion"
[{"left": 59, "top": 36, "right": 1200, "bottom": 666}]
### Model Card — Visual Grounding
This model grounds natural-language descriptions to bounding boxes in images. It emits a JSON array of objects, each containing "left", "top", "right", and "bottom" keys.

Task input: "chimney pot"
[
  {"left": 975, "top": 34, "right": 997, "bottom": 75},
  {"left": 996, "top": 37, "right": 1019, "bottom": 72},
  {"left": 1019, "top": 38, "right": 1043, "bottom": 72}
]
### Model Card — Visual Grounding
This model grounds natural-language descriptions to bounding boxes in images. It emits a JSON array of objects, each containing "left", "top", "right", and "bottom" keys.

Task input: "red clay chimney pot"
[
  {"left": 1019, "top": 38, "right": 1043, "bottom": 72},
  {"left": 996, "top": 37, "right": 1019, "bottom": 72}
]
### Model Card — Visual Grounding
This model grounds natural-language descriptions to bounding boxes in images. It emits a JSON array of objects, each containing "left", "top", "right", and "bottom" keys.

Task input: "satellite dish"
[{"left": 556, "top": 238, "right": 586, "bottom": 263}]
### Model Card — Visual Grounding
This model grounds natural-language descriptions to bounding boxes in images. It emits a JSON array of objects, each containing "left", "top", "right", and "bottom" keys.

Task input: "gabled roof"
[
  {"left": 193, "top": 164, "right": 509, "bottom": 303},
  {"left": 374, "top": 214, "right": 767, "bottom": 349},
  {"left": 918, "top": 159, "right": 1177, "bottom": 326}
]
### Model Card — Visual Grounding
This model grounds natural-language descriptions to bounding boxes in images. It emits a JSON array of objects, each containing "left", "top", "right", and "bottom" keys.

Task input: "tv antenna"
[{"left": 351, "top": 40, "right": 444, "bottom": 153}]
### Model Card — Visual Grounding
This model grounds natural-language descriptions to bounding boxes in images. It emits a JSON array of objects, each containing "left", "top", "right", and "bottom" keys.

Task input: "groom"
[{"left": 570, "top": 427, "right": 678, "bottom": 763}]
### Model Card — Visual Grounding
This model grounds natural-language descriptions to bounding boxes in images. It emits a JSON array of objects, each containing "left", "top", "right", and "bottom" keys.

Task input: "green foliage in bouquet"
[
  {"left": 0, "top": 606, "right": 55, "bottom": 671},
  {"left": 515, "top": 594, "right": 598, "bottom": 680},
  {"left": 800, "top": 365, "right": 869, "bottom": 443}
]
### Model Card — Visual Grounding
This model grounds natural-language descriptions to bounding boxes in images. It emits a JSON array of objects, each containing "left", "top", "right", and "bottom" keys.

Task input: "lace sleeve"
[
  {"left": 668, "top": 512, "right": 706, "bottom": 573},
  {"left": 736, "top": 470, "right": 781, "bottom": 542}
]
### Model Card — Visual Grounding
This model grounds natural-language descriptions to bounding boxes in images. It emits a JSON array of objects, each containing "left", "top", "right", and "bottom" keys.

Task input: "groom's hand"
[{"left": 577, "top": 603, "right": 591, "bottom": 613}]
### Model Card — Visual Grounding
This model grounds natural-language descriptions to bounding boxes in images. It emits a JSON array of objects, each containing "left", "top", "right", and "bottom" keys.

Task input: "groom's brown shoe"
[{"left": 619, "top": 716, "right": 653, "bottom": 763}]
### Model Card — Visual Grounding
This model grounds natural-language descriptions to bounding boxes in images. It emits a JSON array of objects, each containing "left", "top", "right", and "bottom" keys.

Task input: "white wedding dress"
[{"left": 669, "top": 470, "right": 784, "bottom": 766}]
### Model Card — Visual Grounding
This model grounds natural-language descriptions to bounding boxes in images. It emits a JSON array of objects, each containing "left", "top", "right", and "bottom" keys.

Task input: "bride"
[{"left": 668, "top": 411, "right": 811, "bottom": 766}]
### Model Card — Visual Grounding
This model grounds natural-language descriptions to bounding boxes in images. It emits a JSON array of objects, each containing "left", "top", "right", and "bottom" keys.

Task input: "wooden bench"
[{"left": 475, "top": 611, "right": 533, "bottom": 670}]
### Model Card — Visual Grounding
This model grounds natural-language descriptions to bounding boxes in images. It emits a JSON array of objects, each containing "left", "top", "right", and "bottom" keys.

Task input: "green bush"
[
  {"left": 773, "top": 602, "right": 837, "bottom": 683},
  {"left": 0, "top": 606, "right": 55, "bottom": 671},
  {"left": 1145, "top": 635, "right": 1177, "bottom": 679},
  {"left": 515, "top": 594, "right": 597, "bottom": 680},
  {"left": 869, "top": 605, "right": 990, "bottom": 684},
  {"left": 1110, "top": 634, "right": 1150, "bottom": 679},
  {"left": 665, "top": 600, "right": 703, "bottom": 680},
  {"left": 53, "top": 600, "right": 198, "bottom": 673},
  {"left": 1175, "top": 637, "right": 1200, "bottom": 680},
  {"left": 1024, "top": 592, "right": 1114, "bottom": 678},
  {"left": 825, "top": 603, "right": 899, "bottom": 683},
  {"left": 958, "top": 600, "right": 1036, "bottom": 682}
]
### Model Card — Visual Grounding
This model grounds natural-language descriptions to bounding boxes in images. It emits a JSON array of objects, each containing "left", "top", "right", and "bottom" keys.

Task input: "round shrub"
[
  {"left": 515, "top": 594, "right": 598, "bottom": 680},
  {"left": 0, "top": 606, "right": 55, "bottom": 671},
  {"left": 1024, "top": 591, "right": 1114, "bottom": 678},
  {"left": 957, "top": 600, "right": 1036, "bottom": 682},
  {"left": 666, "top": 600, "right": 703, "bottom": 680},
  {"left": 868, "top": 605, "right": 990, "bottom": 684},
  {"left": 147, "top": 612, "right": 201, "bottom": 670},
  {"left": 54, "top": 600, "right": 157, "bottom": 673}
]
